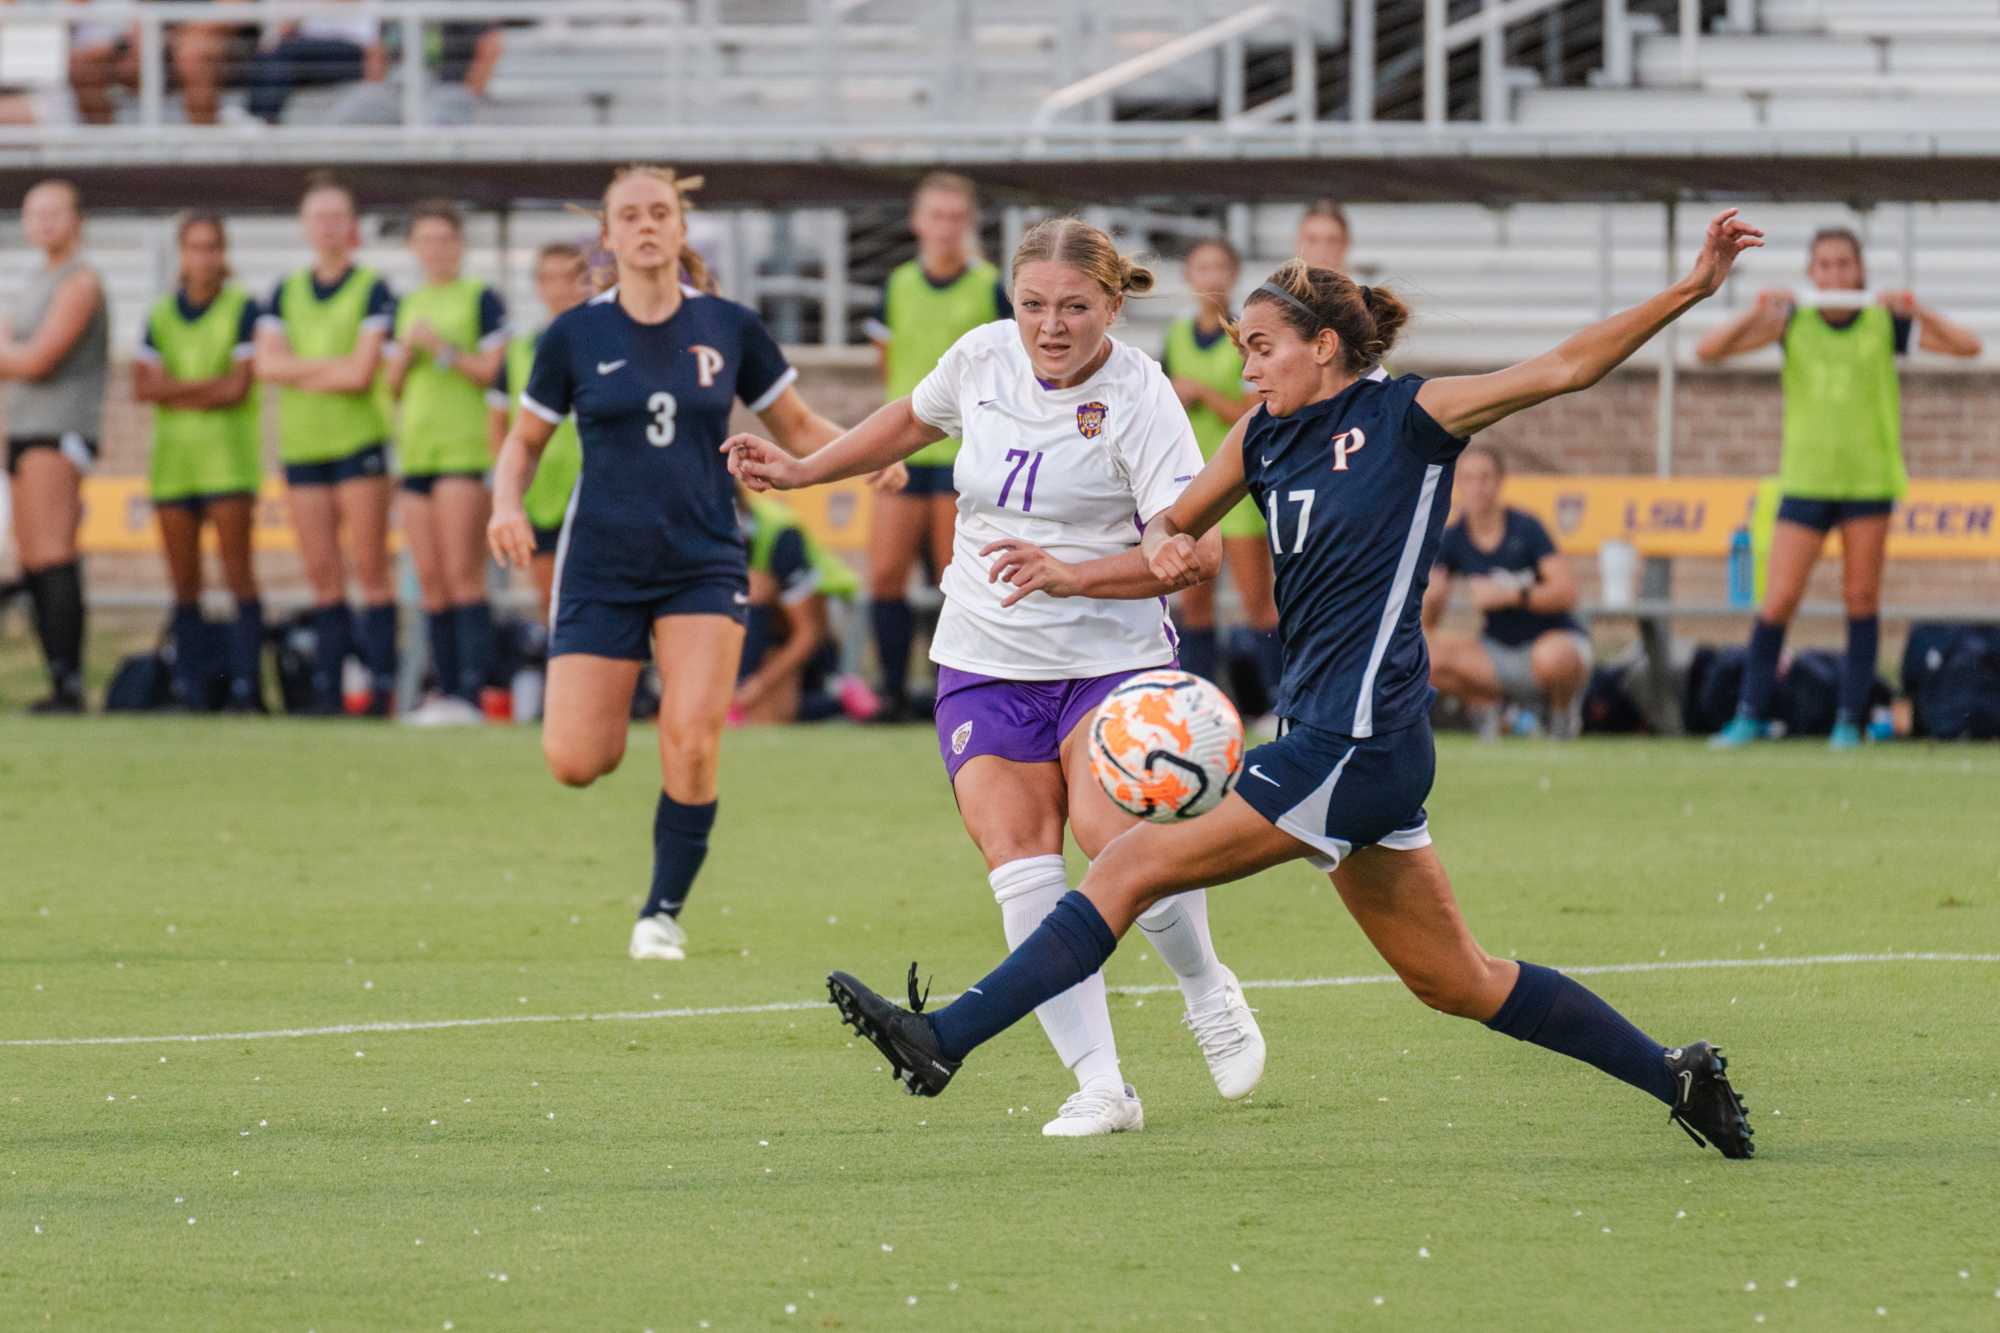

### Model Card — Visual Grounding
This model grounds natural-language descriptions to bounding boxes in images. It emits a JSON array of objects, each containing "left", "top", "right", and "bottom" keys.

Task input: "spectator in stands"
[
  {"left": 66, "top": 0, "right": 238, "bottom": 126},
  {"left": 0, "top": 179, "right": 107, "bottom": 713},
  {"left": 1422, "top": 445, "right": 1590, "bottom": 739},
  {"left": 245, "top": 1, "right": 383, "bottom": 124},
  {"left": 1295, "top": 198, "right": 1350, "bottom": 273},
  {"left": 863, "top": 172, "right": 1008, "bottom": 721},
  {"left": 253, "top": 172, "right": 398, "bottom": 716},
  {"left": 734, "top": 487, "right": 875, "bottom": 726},
  {"left": 132, "top": 210, "right": 264, "bottom": 711},
  {"left": 1159, "top": 238, "right": 1280, "bottom": 721},
  {"left": 1699, "top": 226, "right": 1982, "bottom": 749},
  {"left": 386, "top": 199, "right": 507, "bottom": 725},
  {"left": 489, "top": 241, "right": 592, "bottom": 625}
]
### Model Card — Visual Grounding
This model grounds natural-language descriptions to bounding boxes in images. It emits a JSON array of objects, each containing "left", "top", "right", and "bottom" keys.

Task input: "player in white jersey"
[{"left": 725, "top": 218, "right": 1265, "bottom": 1137}]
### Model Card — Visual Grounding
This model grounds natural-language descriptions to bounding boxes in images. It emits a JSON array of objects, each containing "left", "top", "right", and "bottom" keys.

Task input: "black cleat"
[
  {"left": 827, "top": 963, "right": 961, "bottom": 1098},
  {"left": 1665, "top": 1041, "right": 1754, "bottom": 1159}
]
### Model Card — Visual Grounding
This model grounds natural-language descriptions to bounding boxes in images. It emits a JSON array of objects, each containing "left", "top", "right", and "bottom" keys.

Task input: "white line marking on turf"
[{"left": 4, "top": 951, "right": 1996, "bottom": 1050}]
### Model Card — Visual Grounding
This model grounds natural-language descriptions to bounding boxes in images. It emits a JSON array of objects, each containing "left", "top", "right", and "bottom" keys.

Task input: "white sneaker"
[
  {"left": 1041, "top": 1082, "right": 1144, "bottom": 1137},
  {"left": 403, "top": 694, "right": 483, "bottom": 727},
  {"left": 1185, "top": 967, "right": 1266, "bottom": 1100},
  {"left": 628, "top": 913, "right": 687, "bottom": 961}
]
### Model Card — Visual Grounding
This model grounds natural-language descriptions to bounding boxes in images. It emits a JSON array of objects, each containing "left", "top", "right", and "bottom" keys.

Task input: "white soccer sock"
[
  {"left": 991, "top": 854, "right": 1123, "bottom": 1092},
  {"left": 1136, "top": 888, "right": 1229, "bottom": 1010}
]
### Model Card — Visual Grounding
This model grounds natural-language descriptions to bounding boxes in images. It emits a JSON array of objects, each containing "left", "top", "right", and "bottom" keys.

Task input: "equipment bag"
[
  {"left": 1918, "top": 629, "right": 2000, "bottom": 741},
  {"left": 104, "top": 649, "right": 173, "bottom": 712}
]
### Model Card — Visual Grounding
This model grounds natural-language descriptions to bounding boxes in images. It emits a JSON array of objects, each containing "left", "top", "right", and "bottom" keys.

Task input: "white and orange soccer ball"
[{"left": 1088, "top": 670, "right": 1244, "bottom": 822}]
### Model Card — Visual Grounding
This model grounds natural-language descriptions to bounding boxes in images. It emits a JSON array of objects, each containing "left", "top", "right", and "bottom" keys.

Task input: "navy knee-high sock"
[
  {"left": 426, "top": 609, "right": 460, "bottom": 698},
  {"left": 871, "top": 599, "right": 915, "bottom": 704},
  {"left": 927, "top": 891, "right": 1120, "bottom": 1061},
  {"left": 310, "top": 604, "right": 351, "bottom": 711},
  {"left": 1179, "top": 626, "right": 1219, "bottom": 684},
  {"left": 454, "top": 599, "right": 495, "bottom": 702},
  {"left": 229, "top": 600, "right": 264, "bottom": 705},
  {"left": 1485, "top": 961, "right": 1677, "bottom": 1104},
  {"left": 1737, "top": 617, "right": 1786, "bottom": 721},
  {"left": 28, "top": 561, "right": 85, "bottom": 696},
  {"left": 1839, "top": 615, "right": 1879, "bottom": 725},
  {"left": 170, "top": 602, "right": 206, "bottom": 706},
  {"left": 358, "top": 603, "right": 398, "bottom": 699},
  {"left": 645, "top": 793, "right": 717, "bottom": 919}
]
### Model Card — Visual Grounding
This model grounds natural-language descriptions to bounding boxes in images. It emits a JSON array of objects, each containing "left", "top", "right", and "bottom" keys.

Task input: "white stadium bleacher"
[{"left": 0, "top": 1, "right": 1995, "bottom": 373}]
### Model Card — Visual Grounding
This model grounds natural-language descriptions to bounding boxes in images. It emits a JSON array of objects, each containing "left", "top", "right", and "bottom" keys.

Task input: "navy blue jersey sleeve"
[
  {"left": 477, "top": 287, "right": 508, "bottom": 346},
  {"left": 1513, "top": 510, "right": 1558, "bottom": 568},
  {"left": 234, "top": 296, "right": 260, "bottom": 354},
  {"left": 139, "top": 316, "right": 160, "bottom": 359},
  {"left": 262, "top": 278, "right": 288, "bottom": 328},
  {"left": 1891, "top": 315, "right": 1913, "bottom": 355},
  {"left": 733, "top": 306, "right": 796, "bottom": 413},
  {"left": 1433, "top": 521, "right": 1468, "bottom": 574},
  {"left": 767, "top": 528, "right": 817, "bottom": 603},
  {"left": 1392, "top": 373, "right": 1468, "bottom": 462},
  {"left": 521, "top": 318, "right": 575, "bottom": 422},
  {"left": 362, "top": 277, "right": 396, "bottom": 333},
  {"left": 992, "top": 279, "right": 1013, "bottom": 320}
]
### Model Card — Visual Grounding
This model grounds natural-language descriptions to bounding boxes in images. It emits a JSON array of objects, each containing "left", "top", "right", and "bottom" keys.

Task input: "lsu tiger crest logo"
[
  {"left": 1076, "top": 402, "right": 1109, "bottom": 439},
  {"left": 689, "top": 344, "right": 725, "bottom": 388},
  {"left": 951, "top": 721, "right": 974, "bottom": 755},
  {"left": 1331, "top": 426, "right": 1367, "bottom": 472}
]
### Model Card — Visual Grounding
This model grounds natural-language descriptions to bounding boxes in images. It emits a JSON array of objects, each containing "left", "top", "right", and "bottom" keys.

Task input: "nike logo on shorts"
[
  {"left": 1247, "top": 764, "right": 1280, "bottom": 786},
  {"left": 732, "top": 591, "right": 750, "bottom": 605},
  {"left": 597, "top": 360, "right": 627, "bottom": 375}
]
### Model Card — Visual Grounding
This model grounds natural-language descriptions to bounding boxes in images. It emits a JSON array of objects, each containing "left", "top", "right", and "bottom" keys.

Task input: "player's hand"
[
  {"left": 1684, "top": 208, "right": 1765, "bottom": 300},
  {"left": 1146, "top": 532, "right": 1203, "bottom": 589},
  {"left": 868, "top": 461, "right": 909, "bottom": 494},
  {"left": 1877, "top": 289, "right": 1919, "bottom": 318},
  {"left": 982, "top": 539, "right": 1080, "bottom": 608},
  {"left": 406, "top": 320, "right": 442, "bottom": 356},
  {"left": 1170, "top": 376, "right": 1202, "bottom": 408},
  {"left": 487, "top": 504, "right": 535, "bottom": 570},
  {"left": 1466, "top": 575, "right": 1516, "bottom": 611},
  {"left": 722, "top": 434, "right": 806, "bottom": 492}
]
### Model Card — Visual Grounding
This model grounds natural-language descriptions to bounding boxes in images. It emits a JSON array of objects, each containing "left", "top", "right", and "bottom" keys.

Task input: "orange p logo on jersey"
[
  {"left": 690, "top": 345, "right": 725, "bottom": 388},
  {"left": 1331, "top": 427, "right": 1367, "bottom": 472},
  {"left": 1076, "top": 402, "right": 1108, "bottom": 439}
]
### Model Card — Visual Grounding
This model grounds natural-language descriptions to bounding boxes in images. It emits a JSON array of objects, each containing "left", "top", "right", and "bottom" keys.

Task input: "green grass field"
[{"left": 4, "top": 718, "right": 1998, "bottom": 1330}]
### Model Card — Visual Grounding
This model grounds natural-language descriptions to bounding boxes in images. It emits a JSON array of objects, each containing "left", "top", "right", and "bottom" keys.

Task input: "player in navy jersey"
[
  {"left": 486, "top": 166, "right": 862, "bottom": 963},
  {"left": 1424, "top": 445, "right": 1590, "bottom": 739},
  {"left": 825, "top": 208, "right": 1767, "bottom": 1159}
]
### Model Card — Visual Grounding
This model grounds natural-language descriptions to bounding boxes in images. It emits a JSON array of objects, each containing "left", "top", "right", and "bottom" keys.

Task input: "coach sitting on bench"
[{"left": 1422, "top": 445, "right": 1590, "bottom": 739}]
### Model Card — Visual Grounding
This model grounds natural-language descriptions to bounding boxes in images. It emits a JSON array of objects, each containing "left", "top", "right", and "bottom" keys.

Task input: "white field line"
[{"left": 3, "top": 951, "right": 1996, "bottom": 1051}]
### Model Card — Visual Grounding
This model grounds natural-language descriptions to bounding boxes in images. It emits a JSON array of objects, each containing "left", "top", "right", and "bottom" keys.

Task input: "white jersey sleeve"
[
  {"left": 908, "top": 333, "right": 969, "bottom": 437},
  {"left": 1118, "top": 363, "right": 1206, "bottom": 524}
]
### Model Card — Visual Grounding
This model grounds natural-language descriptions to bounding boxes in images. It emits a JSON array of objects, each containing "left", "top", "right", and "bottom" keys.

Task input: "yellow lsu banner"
[
  {"left": 74, "top": 475, "right": 884, "bottom": 557},
  {"left": 1497, "top": 476, "right": 1999, "bottom": 560}
]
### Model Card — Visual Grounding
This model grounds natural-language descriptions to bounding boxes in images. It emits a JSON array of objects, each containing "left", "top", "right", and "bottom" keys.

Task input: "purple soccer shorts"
[{"left": 932, "top": 663, "right": 1175, "bottom": 783}]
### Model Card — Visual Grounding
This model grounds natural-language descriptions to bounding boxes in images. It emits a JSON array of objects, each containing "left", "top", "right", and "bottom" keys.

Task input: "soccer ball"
[{"left": 1088, "top": 670, "right": 1244, "bottom": 822}]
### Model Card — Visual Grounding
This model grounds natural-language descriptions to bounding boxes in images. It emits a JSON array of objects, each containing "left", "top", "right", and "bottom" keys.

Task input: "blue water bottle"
[{"left": 1727, "top": 526, "right": 1754, "bottom": 608}]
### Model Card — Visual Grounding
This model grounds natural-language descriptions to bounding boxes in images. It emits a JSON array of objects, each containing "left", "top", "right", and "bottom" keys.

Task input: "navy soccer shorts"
[
  {"left": 1775, "top": 496, "right": 1894, "bottom": 533},
  {"left": 550, "top": 577, "right": 751, "bottom": 661},
  {"left": 1233, "top": 715, "right": 1436, "bottom": 872}
]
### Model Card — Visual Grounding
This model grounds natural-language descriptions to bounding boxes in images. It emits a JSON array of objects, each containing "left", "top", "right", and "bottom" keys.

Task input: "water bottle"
[
  {"left": 1727, "top": 526, "right": 1754, "bottom": 608},
  {"left": 1868, "top": 705, "right": 1895, "bottom": 743}
]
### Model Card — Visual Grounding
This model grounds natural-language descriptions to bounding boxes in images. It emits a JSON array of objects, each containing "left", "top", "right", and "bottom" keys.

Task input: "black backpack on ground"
[
  {"left": 104, "top": 646, "right": 173, "bottom": 712},
  {"left": 1917, "top": 628, "right": 2000, "bottom": 741}
]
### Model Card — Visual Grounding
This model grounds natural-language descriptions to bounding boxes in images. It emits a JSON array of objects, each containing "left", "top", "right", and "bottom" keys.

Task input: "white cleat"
[
  {"left": 628, "top": 913, "right": 687, "bottom": 961},
  {"left": 402, "top": 694, "right": 483, "bottom": 727},
  {"left": 1041, "top": 1082, "right": 1144, "bottom": 1138},
  {"left": 1185, "top": 967, "right": 1266, "bottom": 1100}
]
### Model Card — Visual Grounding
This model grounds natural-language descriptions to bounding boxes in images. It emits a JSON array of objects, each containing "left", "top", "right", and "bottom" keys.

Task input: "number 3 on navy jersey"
[
  {"left": 647, "top": 392, "right": 677, "bottom": 447},
  {"left": 1267, "top": 489, "right": 1315, "bottom": 554}
]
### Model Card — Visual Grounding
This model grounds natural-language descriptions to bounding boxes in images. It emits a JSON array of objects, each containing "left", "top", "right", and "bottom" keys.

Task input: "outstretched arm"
[
  {"left": 1696, "top": 288, "right": 1792, "bottom": 363},
  {"left": 1419, "top": 209, "right": 1765, "bottom": 439},
  {"left": 1879, "top": 291, "right": 1983, "bottom": 358},
  {"left": 724, "top": 397, "right": 943, "bottom": 493},
  {"left": 486, "top": 411, "right": 558, "bottom": 569},
  {"left": 1140, "top": 412, "right": 1254, "bottom": 589}
]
